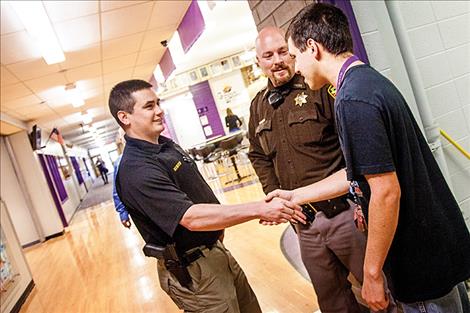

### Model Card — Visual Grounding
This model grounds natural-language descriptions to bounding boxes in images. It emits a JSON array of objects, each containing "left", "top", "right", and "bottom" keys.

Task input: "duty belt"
[
  {"left": 300, "top": 195, "right": 351, "bottom": 224},
  {"left": 142, "top": 243, "right": 214, "bottom": 288}
]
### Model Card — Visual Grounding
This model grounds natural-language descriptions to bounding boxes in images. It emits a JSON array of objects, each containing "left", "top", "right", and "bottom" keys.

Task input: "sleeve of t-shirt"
[
  {"left": 336, "top": 99, "right": 395, "bottom": 181},
  {"left": 122, "top": 164, "right": 193, "bottom": 237}
]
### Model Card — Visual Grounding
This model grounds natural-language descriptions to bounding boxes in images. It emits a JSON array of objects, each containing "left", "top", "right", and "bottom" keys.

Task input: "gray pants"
[
  {"left": 157, "top": 241, "right": 261, "bottom": 313},
  {"left": 296, "top": 206, "right": 397, "bottom": 313}
]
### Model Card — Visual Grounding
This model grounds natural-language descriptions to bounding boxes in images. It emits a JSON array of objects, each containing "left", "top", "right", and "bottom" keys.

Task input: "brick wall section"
[{"left": 248, "top": 0, "right": 314, "bottom": 32}]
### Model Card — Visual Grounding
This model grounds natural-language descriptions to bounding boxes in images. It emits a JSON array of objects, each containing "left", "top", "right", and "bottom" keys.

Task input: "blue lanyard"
[{"left": 336, "top": 55, "right": 359, "bottom": 91}]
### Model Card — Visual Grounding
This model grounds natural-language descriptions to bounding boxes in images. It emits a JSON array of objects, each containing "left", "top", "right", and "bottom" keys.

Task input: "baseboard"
[
  {"left": 45, "top": 230, "right": 64, "bottom": 240},
  {"left": 10, "top": 280, "right": 35, "bottom": 313}
]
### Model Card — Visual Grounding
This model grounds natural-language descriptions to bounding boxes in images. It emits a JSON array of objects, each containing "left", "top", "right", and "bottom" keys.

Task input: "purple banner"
[
  {"left": 70, "top": 156, "right": 84, "bottom": 185},
  {"left": 178, "top": 0, "right": 205, "bottom": 53},
  {"left": 189, "top": 81, "right": 225, "bottom": 139},
  {"left": 38, "top": 154, "right": 68, "bottom": 227},
  {"left": 319, "top": 0, "right": 369, "bottom": 64},
  {"left": 45, "top": 154, "right": 68, "bottom": 203},
  {"left": 159, "top": 49, "right": 176, "bottom": 80}
]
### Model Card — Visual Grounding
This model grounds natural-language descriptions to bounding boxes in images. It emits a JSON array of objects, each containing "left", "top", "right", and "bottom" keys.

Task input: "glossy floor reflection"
[{"left": 20, "top": 182, "right": 318, "bottom": 313}]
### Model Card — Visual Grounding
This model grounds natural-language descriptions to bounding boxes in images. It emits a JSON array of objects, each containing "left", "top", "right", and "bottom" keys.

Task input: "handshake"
[{"left": 258, "top": 189, "right": 306, "bottom": 226}]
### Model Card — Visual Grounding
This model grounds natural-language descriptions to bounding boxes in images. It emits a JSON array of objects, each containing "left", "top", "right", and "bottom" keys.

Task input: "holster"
[{"left": 164, "top": 260, "right": 192, "bottom": 289}]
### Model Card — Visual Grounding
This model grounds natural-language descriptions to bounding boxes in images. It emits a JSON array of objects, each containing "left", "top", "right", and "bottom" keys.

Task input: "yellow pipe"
[{"left": 440, "top": 129, "right": 470, "bottom": 160}]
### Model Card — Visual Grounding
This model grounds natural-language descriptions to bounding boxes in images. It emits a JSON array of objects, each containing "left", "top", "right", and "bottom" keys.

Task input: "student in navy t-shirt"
[{"left": 266, "top": 3, "right": 470, "bottom": 312}]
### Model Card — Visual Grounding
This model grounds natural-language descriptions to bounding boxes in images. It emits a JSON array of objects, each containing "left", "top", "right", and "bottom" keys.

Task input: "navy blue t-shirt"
[{"left": 335, "top": 64, "right": 470, "bottom": 302}]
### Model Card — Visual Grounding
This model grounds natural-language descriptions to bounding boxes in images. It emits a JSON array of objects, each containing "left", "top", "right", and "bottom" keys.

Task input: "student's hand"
[
  {"left": 121, "top": 219, "right": 131, "bottom": 228},
  {"left": 362, "top": 271, "right": 389, "bottom": 311},
  {"left": 265, "top": 189, "right": 295, "bottom": 203},
  {"left": 260, "top": 197, "right": 306, "bottom": 225}
]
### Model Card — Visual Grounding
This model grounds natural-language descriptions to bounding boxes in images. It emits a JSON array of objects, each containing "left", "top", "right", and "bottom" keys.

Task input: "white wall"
[
  {"left": 0, "top": 137, "right": 39, "bottom": 246},
  {"left": 209, "top": 69, "right": 252, "bottom": 133},
  {"left": 160, "top": 92, "right": 207, "bottom": 149},
  {"left": 351, "top": 0, "right": 470, "bottom": 227},
  {"left": 0, "top": 200, "right": 33, "bottom": 313},
  {"left": 7, "top": 131, "right": 63, "bottom": 237}
]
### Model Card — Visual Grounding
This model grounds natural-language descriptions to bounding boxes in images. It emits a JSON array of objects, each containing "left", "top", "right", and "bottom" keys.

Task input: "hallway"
[{"left": 19, "top": 183, "right": 318, "bottom": 313}]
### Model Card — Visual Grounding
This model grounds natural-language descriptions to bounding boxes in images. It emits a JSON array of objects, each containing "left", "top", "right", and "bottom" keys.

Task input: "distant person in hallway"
[
  {"left": 109, "top": 79, "right": 306, "bottom": 312},
  {"left": 225, "top": 107, "right": 243, "bottom": 132},
  {"left": 95, "top": 158, "right": 109, "bottom": 184},
  {"left": 112, "top": 154, "right": 131, "bottom": 228},
  {"left": 268, "top": 3, "right": 470, "bottom": 312},
  {"left": 248, "top": 26, "right": 396, "bottom": 313}
]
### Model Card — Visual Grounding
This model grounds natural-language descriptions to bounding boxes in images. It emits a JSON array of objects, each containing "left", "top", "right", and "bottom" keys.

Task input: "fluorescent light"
[
  {"left": 9, "top": 1, "right": 65, "bottom": 65},
  {"left": 65, "top": 83, "right": 85, "bottom": 107}
]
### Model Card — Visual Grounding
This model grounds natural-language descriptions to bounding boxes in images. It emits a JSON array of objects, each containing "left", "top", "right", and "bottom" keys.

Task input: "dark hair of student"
[
  {"left": 108, "top": 79, "right": 153, "bottom": 127},
  {"left": 286, "top": 3, "right": 353, "bottom": 55}
]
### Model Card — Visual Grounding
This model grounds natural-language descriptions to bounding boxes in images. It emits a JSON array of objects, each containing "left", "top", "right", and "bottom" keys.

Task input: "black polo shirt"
[{"left": 116, "top": 135, "right": 222, "bottom": 254}]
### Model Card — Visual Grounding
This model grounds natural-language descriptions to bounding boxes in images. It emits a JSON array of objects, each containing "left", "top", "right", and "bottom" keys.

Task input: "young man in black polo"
[
  {"left": 267, "top": 3, "right": 470, "bottom": 312},
  {"left": 108, "top": 79, "right": 305, "bottom": 312}
]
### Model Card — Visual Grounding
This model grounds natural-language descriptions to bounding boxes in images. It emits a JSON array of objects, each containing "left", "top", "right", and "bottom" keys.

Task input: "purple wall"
[
  {"left": 189, "top": 81, "right": 225, "bottom": 139},
  {"left": 178, "top": 0, "right": 205, "bottom": 53},
  {"left": 38, "top": 154, "right": 68, "bottom": 227},
  {"left": 159, "top": 49, "right": 176, "bottom": 80},
  {"left": 319, "top": 0, "right": 369, "bottom": 64}
]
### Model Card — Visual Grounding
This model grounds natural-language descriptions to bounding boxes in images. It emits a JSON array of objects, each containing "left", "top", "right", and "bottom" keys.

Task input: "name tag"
[{"left": 173, "top": 161, "right": 182, "bottom": 172}]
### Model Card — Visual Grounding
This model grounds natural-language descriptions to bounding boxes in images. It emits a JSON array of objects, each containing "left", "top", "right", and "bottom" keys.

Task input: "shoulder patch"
[{"left": 327, "top": 84, "right": 336, "bottom": 99}]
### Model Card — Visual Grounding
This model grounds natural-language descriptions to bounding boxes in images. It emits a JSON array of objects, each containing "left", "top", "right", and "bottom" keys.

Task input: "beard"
[{"left": 271, "top": 65, "right": 294, "bottom": 87}]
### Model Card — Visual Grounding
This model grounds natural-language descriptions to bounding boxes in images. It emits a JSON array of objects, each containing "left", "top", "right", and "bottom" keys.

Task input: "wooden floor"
[{"left": 19, "top": 182, "right": 318, "bottom": 313}]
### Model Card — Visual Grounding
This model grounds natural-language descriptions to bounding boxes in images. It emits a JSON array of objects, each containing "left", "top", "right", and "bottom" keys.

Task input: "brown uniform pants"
[
  {"left": 157, "top": 241, "right": 261, "bottom": 313},
  {"left": 296, "top": 205, "right": 398, "bottom": 313}
]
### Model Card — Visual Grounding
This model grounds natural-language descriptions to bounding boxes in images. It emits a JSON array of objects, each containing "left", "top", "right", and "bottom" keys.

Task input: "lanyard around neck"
[{"left": 336, "top": 55, "right": 359, "bottom": 91}]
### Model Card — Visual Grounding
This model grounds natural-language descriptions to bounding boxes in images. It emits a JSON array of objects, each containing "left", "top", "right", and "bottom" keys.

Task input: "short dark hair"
[
  {"left": 108, "top": 79, "right": 153, "bottom": 127},
  {"left": 287, "top": 3, "right": 353, "bottom": 55}
]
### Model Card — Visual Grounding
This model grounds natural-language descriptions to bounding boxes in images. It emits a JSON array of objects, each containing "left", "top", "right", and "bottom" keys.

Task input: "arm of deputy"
[
  {"left": 361, "top": 171, "right": 400, "bottom": 310},
  {"left": 247, "top": 98, "right": 280, "bottom": 194},
  {"left": 180, "top": 197, "right": 305, "bottom": 231}
]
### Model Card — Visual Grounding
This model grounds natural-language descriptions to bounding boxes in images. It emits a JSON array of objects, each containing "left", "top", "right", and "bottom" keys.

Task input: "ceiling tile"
[
  {"left": 24, "top": 73, "right": 68, "bottom": 95},
  {"left": 100, "top": 1, "right": 148, "bottom": 12},
  {"left": 77, "top": 78, "right": 103, "bottom": 93},
  {"left": 14, "top": 103, "right": 51, "bottom": 115},
  {"left": 141, "top": 26, "right": 175, "bottom": 51},
  {"left": 0, "top": 66, "right": 19, "bottom": 86},
  {"left": 44, "top": 1, "right": 99, "bottom": 22},
  {"left": 101, "top": 2, "right": 154, "bottom": 41},
  {"left": 55, "top": 14, "right": 100, "bottom": 52},
  {"left": 0, "top": 120, "right": 23, "bottom": 135},
  {"left": 6, "top": 59, "right": 61, "bottom": 81},
  {"left": 2, "top": 109, "right": 27, "bottom": 121},
  {"left": 102, "top": 33, "right": 144, "bottom": 60},
  {"left": 133, "top": 63, "right": 155, "bottom": 80},
  {"left": 2, "top": 94, "right": 42, "bottom": 110},
  {"left": 0, "top": 83, "right": 32, "bottom": 103},
  {"left": 0, "top": 2, "right": 24, "bottom": 35},
  {"left": 0, "top": 31, "right": 42, "bottom": 64},
  {"left": 60, "top": 45, "right": 101, "bottom": 70},
  {"left": 136, "top": 47, "right": 164, "bottom": 65},
  {"left": 103, "top": 53, "right": 138, "bottom": 74},
  {"left": 65, "top": 62, "right": 102, "bottom": 83},
  {"left": 21, "top": 105, "right": 56, "bottom": 121},
  {"left": 148, "top": 1, "right": 191, "bottom": 29},
  {"left": 103, "top": 68, "right": 133, "bottom": 86}
]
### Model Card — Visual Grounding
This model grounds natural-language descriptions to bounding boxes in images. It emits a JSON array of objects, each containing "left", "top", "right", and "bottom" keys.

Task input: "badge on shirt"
[
  {"left": 294, "top": 92, "right": 308, "bottom": 107},
  {"left": 327, "top": 84, "right": 336, "bottom": 99}
]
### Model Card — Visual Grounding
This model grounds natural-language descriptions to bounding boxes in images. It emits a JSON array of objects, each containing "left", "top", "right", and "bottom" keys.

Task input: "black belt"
[
  {"left": 301, "top": 195, "right": 351, "bottom": 223},
  {"left": 179, "top": 244, "right": 214, "bottom": 266}
]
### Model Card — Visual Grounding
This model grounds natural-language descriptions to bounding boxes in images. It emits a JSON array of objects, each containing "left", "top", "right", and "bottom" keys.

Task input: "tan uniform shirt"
[{"left": 248, "top": 74, "right": 344, "bottom": 194}]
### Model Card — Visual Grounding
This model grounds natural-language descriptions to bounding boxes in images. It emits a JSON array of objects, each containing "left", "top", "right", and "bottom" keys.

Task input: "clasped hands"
[{"left": 259, "top": 189, "right": 306, "bottom": 226}]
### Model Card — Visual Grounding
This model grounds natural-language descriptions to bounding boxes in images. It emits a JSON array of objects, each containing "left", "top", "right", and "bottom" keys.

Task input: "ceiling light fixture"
[
  {"left": 8, "top": 1, "right": 65, "bottom": 65},
  {"left": 65, "top": 83, "right": 85, "bottom": 107}
]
